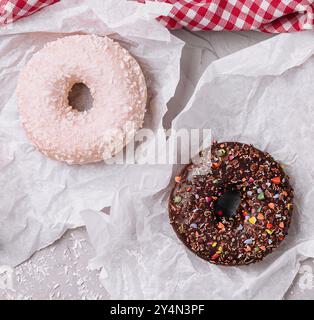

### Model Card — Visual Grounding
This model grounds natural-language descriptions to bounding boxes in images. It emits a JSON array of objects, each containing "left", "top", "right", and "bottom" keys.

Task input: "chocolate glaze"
[{"left": 169, "top": 142, "right": 294, "bottom": 266}]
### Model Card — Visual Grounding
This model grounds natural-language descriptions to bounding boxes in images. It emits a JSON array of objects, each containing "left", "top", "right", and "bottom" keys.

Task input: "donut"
[
  {"left": 17, "top": 35, "right": 147, "bottom": 164},
  {"left": 169, "top": 142, "right": 294, "bottom": 266}
]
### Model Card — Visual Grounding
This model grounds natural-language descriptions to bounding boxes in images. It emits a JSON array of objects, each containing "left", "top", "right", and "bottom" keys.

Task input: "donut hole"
[
  {"left": 215, "top": 190, "right": 241, "bottom": 219},
  {"left": 68, "top": 83, "right": 93, "bottom": 112}
]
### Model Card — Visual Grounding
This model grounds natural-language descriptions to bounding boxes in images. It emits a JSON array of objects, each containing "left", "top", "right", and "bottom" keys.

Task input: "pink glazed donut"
[{"left": 17, "top": 35, "right": 147, "bottom": 164}]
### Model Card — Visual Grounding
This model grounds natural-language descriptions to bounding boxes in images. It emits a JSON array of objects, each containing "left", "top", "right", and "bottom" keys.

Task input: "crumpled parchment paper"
[
  {"left": 0, "top": 0, "right": 183, "bottom": 266},
  {"left": 82, "top": 31, "right": 314, "bottom": 299}
]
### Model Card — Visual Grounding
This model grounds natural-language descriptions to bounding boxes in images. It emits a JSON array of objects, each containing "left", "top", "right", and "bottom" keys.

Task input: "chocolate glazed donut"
[{"left": 169, "top": 142, "right": 293, "bottom": 266}]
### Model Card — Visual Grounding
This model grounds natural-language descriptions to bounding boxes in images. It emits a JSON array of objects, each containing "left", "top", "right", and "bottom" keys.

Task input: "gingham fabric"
[
  {"left": 143, "top": 0, "right": 314, "bottom": 32},
  {"left": 0, "top": 0, "right": 59, "bottom": 25},
  {"left": 1, "top": 0, "right": 314, "bottom": 32}
]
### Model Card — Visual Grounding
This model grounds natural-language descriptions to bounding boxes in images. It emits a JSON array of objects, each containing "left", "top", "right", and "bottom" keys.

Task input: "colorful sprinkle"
[
  {"left": 211, "top": 253, "right": 220, "bottom": 260},
  {"left": 257, "top": 192, "right": 265, "bottom": 200},
  {"left": 257, "top": 213, "right": 264, "bottom": 220},
  {"left": 212, "top": 162, "right": 220, "bottom": 169},
  {"left": 249, "top": 216, "right": 256, "bottom": 224},
  {"left": 217, "top": 149, "right": 227, "bottom": 157},
  {"left": 218, "top": 222, "right": 225, "bottom": 229},
  {"left": 271, "top": 177, "right": 281, "bottom": 184},
  {"left": 173, "top": 196, "right": 182, "bottom": 203},
  {"left": 244, "top": 238, "right": 253, "bottom": 245},
  {"left": 175, "top": 176, "right": 182, "bottom": 183},
  {"left": 205, "top": 196, "right": 212, "bottom": 203}
]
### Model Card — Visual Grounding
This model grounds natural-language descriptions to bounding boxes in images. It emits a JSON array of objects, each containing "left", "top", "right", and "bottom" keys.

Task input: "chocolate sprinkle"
[{"left": 168, "top": 142, "right": 294, "bottom": 266}]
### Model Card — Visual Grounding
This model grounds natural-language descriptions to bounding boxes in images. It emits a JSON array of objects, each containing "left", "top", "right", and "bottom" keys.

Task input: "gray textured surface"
[
  {"left": 0, "top": 227, "right": 313, "bottom": 300},
  {"left": 1, "top": 30, "right": 313, "bottom": 300}
]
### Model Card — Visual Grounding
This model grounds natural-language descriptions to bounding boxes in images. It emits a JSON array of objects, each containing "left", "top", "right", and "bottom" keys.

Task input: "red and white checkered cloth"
[
  {"left": 0, "top": 0, "right": 59, "bottom": 25},
  {"left": 1, "top": 0, "right": 314, "bottom": 32},
  {"left": 143, "top": 0, "right": 314, "bottom": 32}
]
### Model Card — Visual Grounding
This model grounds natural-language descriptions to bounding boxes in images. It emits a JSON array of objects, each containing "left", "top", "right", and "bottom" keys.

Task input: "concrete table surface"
[{"left": 1, "top": 29, "right": 313, "bottom": 300}]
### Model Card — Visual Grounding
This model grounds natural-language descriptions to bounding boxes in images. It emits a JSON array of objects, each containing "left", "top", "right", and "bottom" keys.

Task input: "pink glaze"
[{"left": 17, "top": 35, "right": 147, "bottom": 164}]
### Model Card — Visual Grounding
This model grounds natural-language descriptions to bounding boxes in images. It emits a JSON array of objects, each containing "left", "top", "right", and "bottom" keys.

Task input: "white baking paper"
[
  {"left": 0, "top": 0, "right": 183, "bottom": 266},
  {"left": 83, "top": 31, "right": 314, "bottom": 299}
]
